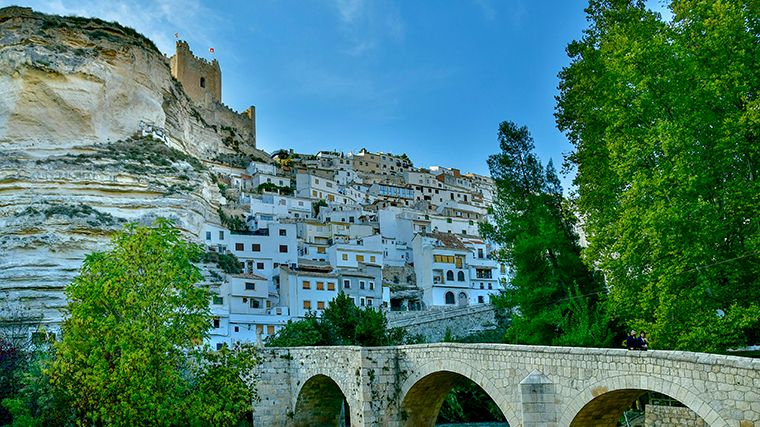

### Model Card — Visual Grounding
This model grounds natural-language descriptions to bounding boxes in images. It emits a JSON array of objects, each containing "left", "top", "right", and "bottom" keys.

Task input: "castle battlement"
[
  {"left": 170, "top": 40, "right": 222, "bottom": 105},
  {"left": 169, "top": 40, "right": 256, "bottom": 149},
  {"left": 174, "top": 40, "right": 220, "bottom": 68}
]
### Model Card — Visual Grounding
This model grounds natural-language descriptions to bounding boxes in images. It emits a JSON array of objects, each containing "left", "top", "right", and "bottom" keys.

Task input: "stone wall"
[
  {"left": 253, "top": 344, "right": 760, "bottom": 427},
  {"left": 387, "top": 304, "right": 499, "bottom": 342},
  {"left": 645, "top": 404, "right": 705, "bottom": 426},
  {"left": 170, "top": 40, "right": 221, "bottom": 105}
]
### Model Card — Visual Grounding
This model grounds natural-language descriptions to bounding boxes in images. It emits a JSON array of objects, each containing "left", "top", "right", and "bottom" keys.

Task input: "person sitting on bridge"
[{"left": 626, "top": 330, "right": 640, "bottom": 350}]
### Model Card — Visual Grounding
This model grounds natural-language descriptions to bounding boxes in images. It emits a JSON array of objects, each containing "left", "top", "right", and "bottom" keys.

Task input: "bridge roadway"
[{"left": 252, "top": 343, "right": 760, "bottom": 427}]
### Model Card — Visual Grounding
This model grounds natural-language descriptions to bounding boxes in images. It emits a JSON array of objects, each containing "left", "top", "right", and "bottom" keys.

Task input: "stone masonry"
[
  {"left": 252, "top": 343, "right": 760, "bottom": 427},
  {"left": 646, "top": 404, "right": 706, "bottom": 427},
  {"left": 387, "top": 304, "right": 500, "bottom": 342}
]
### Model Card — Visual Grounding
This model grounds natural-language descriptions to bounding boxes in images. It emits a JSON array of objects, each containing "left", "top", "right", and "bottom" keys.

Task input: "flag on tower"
[
  {"left": 174, "top": 32, "right": 179, "bottom": 38},
  {"left": 209, "top": 47, "right": 215, "bottom": 54}
]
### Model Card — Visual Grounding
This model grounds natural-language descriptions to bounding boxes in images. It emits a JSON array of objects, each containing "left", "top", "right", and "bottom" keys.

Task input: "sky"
[{"left": 6, "top": 0, "right": 670, "bottom": 186}]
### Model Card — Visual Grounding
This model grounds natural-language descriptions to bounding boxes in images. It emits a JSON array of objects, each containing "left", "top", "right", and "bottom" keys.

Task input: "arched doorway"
[
  {"left": 457, "top": 271, "right": 465, "bottom": 281},
  {"left": 294, "top": 374, "right": 350, "bottom": 427},
  {"left": 400, "top": 371, "right": 508, "bottom": 427},
  {"left": 457, "top": 292, "right": 468, "bottom": 306},
  {"left": 445, "top": 291, "right": 455, "bottom": 305}
]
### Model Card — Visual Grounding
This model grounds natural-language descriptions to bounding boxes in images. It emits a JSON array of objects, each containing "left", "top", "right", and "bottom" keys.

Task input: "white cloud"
[
  {"left": 14, "top": 0, "right": 219, "bottom": 54},
  {"left": 330, "top": 0, "right": 404, "bottom": 57}
]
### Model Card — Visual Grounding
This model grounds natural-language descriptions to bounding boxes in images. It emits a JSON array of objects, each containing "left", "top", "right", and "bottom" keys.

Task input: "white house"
[{"left": 277, "top": 262, "right": 340, "bottom": 318}]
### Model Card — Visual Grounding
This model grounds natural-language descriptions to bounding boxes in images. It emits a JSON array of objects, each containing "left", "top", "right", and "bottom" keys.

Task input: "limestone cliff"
[{"left": 0, "top": 6, "right": 263, "bottom": 326}]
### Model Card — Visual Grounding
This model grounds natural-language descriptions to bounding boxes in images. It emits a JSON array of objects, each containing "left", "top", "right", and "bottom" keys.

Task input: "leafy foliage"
[
  {"left": 196, "top": 250, "right": 244, "bottom": 275},
  {"left": 38, "top": 220, "right": 256, "bottom": 426},
  {"left": 482, "top": 122, "right": 614, "bottom": 347},
  {"left": 555, "top": 0, "right": 760, "bottom": 351},
  {"left": 266, "top": 293, "right": 417, "bottom": 347},
  {"left": 255, "top": 182, "right": 294, "bottom": 195},
  {"left": 218, "top": 208, "right": 248, "bottom": 232}
]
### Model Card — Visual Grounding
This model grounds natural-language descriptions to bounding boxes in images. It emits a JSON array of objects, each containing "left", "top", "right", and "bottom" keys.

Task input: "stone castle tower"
[
  {"left": 169, "top": 40, "right": 221, "bottom": 105},
  {"left": 169, "top": 40, "right": 257, "bottom": 149}
]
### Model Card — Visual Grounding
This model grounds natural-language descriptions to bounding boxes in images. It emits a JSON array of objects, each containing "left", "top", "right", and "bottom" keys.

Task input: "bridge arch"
[
  {"left": 560, "top": 374, "right": 727, "bottom": 427},
  {"left": 293, "top": 374, "right": 351, "bottom": 427},
  {"left": 398, "top": 359, "right": 518, "bottom": 427}
]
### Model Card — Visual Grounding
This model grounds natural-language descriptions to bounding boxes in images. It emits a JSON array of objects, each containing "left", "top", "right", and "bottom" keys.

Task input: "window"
[
  {"left": 478, "top": 296, "right": 485, "bottom": 304},
  {"left": 317, "top": 247, "right": 326, "bottom": 254},
  {"left": 316, "top": 282, "right": 324, "bottom": 290},
  {"left": 360, "top": 281, "right": 365, "bottom": 290},
  {"left": 252, "top": 243, "right": 261, "bottom": 252},
  {"left": 343, "top": 280, "right": 351, "bottom": 289},
  {"left": 328, "top": 282, "right": 335, "bottom": 291},
  {"left": 480, "top": 283, "right": 484, "bottom": 289},
  {"left": 216, "top": 343, "right": 223, "bottom": 350},
  {"left": 200, "top": 76, "right": 206, "bottom": 88},
  {"left": 267, "top": 325, "right": 275, "bottom": 335},
  {"left": 279, "top": 245, "right": 288, "bottom": 253},
  {"left": 213, "top": 296, "right": 223, "bottom": 305},
  {"left": 356, "top": 255, "right": 365, "bottom": 262},
  {"left": 488, "top": 283, "right": 492, "bottom": 290},
  {"left": 434, "top": 255, "right": 457, "bottom": 264},
  {"left": 457, "top": 271, "right": 465, "bottom": 281},
  {"left": 342, "top": 253, "right": 349, "bottom": 261},
  {"left": 369, "top": 281, "right": 375, "bottom": 290},
  {"left": 218, "top": 230, "right": 225, "bottom": 240},
  {"left": 317, "top": 301, "right": 325, "bottom": 310},
  {"left": 312, "top": 190, "right": 317, "bottom": 197},
  {"left": 303, "top": 281, "right": 311, "bottom": 290},
  {"left": 256, "top": 262, "right": 264, "bottom": 270},
  {"left": 213, "top": 318, "right": 220, "bottom": 328},
  {"left": 279, "top": 229, "right": 287, "bottom": 236},
  {"left": 370, "top": 256, "right": 376, "bottom": 263},
  {"left": 478, "top": 248, "right": 484, "bottom": 259},
  {"left": 446, "top": 270, "right": 454, "bottom": 281},
  {"left": 205, "top": 231, "right": 211, "bottom": 241},
  {"left": 235, "top": 243, "right": 244, "bottom": 251},
  {"left": 447, "top": 218, "right": 452, "bottom": 223},
  {"left": 360, "top": 298, "right": 365, "bottom": 306},
  {"left": 445, "top": 292, "right": 455, "bottom": 305},
  {"left": 303, "top": 300, "right": 311, "bottom": 309},
  {"left": 234, "top": 326, "right": 239, "bottom": 332},
  {"left": 315, "top": 178, "right": 320, "bottom": 184},
  {"left": 245, "top": 282, "right": 256, "bottom": 290},
  {"left": 500, "top": 264, "right": 506, "bottom": 274},
  {"left": 250, "top": 299, "right": 261, "bottom": 309},
  {"left": 367, "top": 298, "right": 373, "bottom": 307}
]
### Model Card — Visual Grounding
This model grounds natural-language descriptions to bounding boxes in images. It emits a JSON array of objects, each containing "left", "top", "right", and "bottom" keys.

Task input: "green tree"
[
  {"left": 266, "top": 293, "right": 416, "bottom": 347},
  {"left": 45, "top": 220, "right": 256, "bottom": 426},
  {"left": 481, "top": 121, "right": 613, "bottom": 347},
  {"left": 555, "top": 0, "right": 760, "bottom": 351}
]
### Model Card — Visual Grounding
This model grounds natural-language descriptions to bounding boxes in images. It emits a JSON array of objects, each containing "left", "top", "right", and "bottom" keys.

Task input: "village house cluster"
[
  {"left": 203, "top": 149, "right": 508, "bottom": 348},
  {"left": 167, "top": 40, "right": 507, "bottom": 348}
]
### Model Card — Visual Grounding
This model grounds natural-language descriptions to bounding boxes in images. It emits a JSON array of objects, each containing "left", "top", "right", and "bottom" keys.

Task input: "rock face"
[{"left": 0, "top": 6, "right": 259, "bottom": 326}]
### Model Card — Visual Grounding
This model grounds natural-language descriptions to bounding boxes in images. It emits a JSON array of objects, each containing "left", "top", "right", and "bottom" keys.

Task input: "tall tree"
[
  {"left": 482, "top": 122, "right": 612, "bottom": 347},
  {"left": 555, "top": 0, "right": 760, "bottom": 351},
  {"left": 266, "top": 293, "right": 415, "bottom": 347},
  {"left": 45, "top": 220, "right": 257, "bottom": 426}
]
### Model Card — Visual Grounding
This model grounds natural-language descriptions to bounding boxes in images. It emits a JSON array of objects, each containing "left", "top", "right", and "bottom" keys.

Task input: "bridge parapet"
[{"left": 253, "top": 344, "right": 760, "bottom": 427}]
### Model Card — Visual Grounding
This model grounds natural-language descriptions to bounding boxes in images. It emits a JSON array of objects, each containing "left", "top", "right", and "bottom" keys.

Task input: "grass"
[{"left": 16, "top": 203, "right": 124, "bottom": 227}]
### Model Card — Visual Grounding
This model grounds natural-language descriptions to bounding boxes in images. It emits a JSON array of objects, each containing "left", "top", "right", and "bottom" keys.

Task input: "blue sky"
[{"left": 8, "top": 0, "right": 669, "bottom": 186}]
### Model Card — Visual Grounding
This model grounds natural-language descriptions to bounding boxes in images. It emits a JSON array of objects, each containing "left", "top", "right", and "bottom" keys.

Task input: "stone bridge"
[{"left": 252, "top": 344, "right": 760, "bottom": 427}]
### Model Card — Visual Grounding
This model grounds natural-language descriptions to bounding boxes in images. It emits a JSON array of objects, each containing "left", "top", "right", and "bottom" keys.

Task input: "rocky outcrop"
[{"left": 0, "top": 6, "right": 259, "bottom": 326}]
